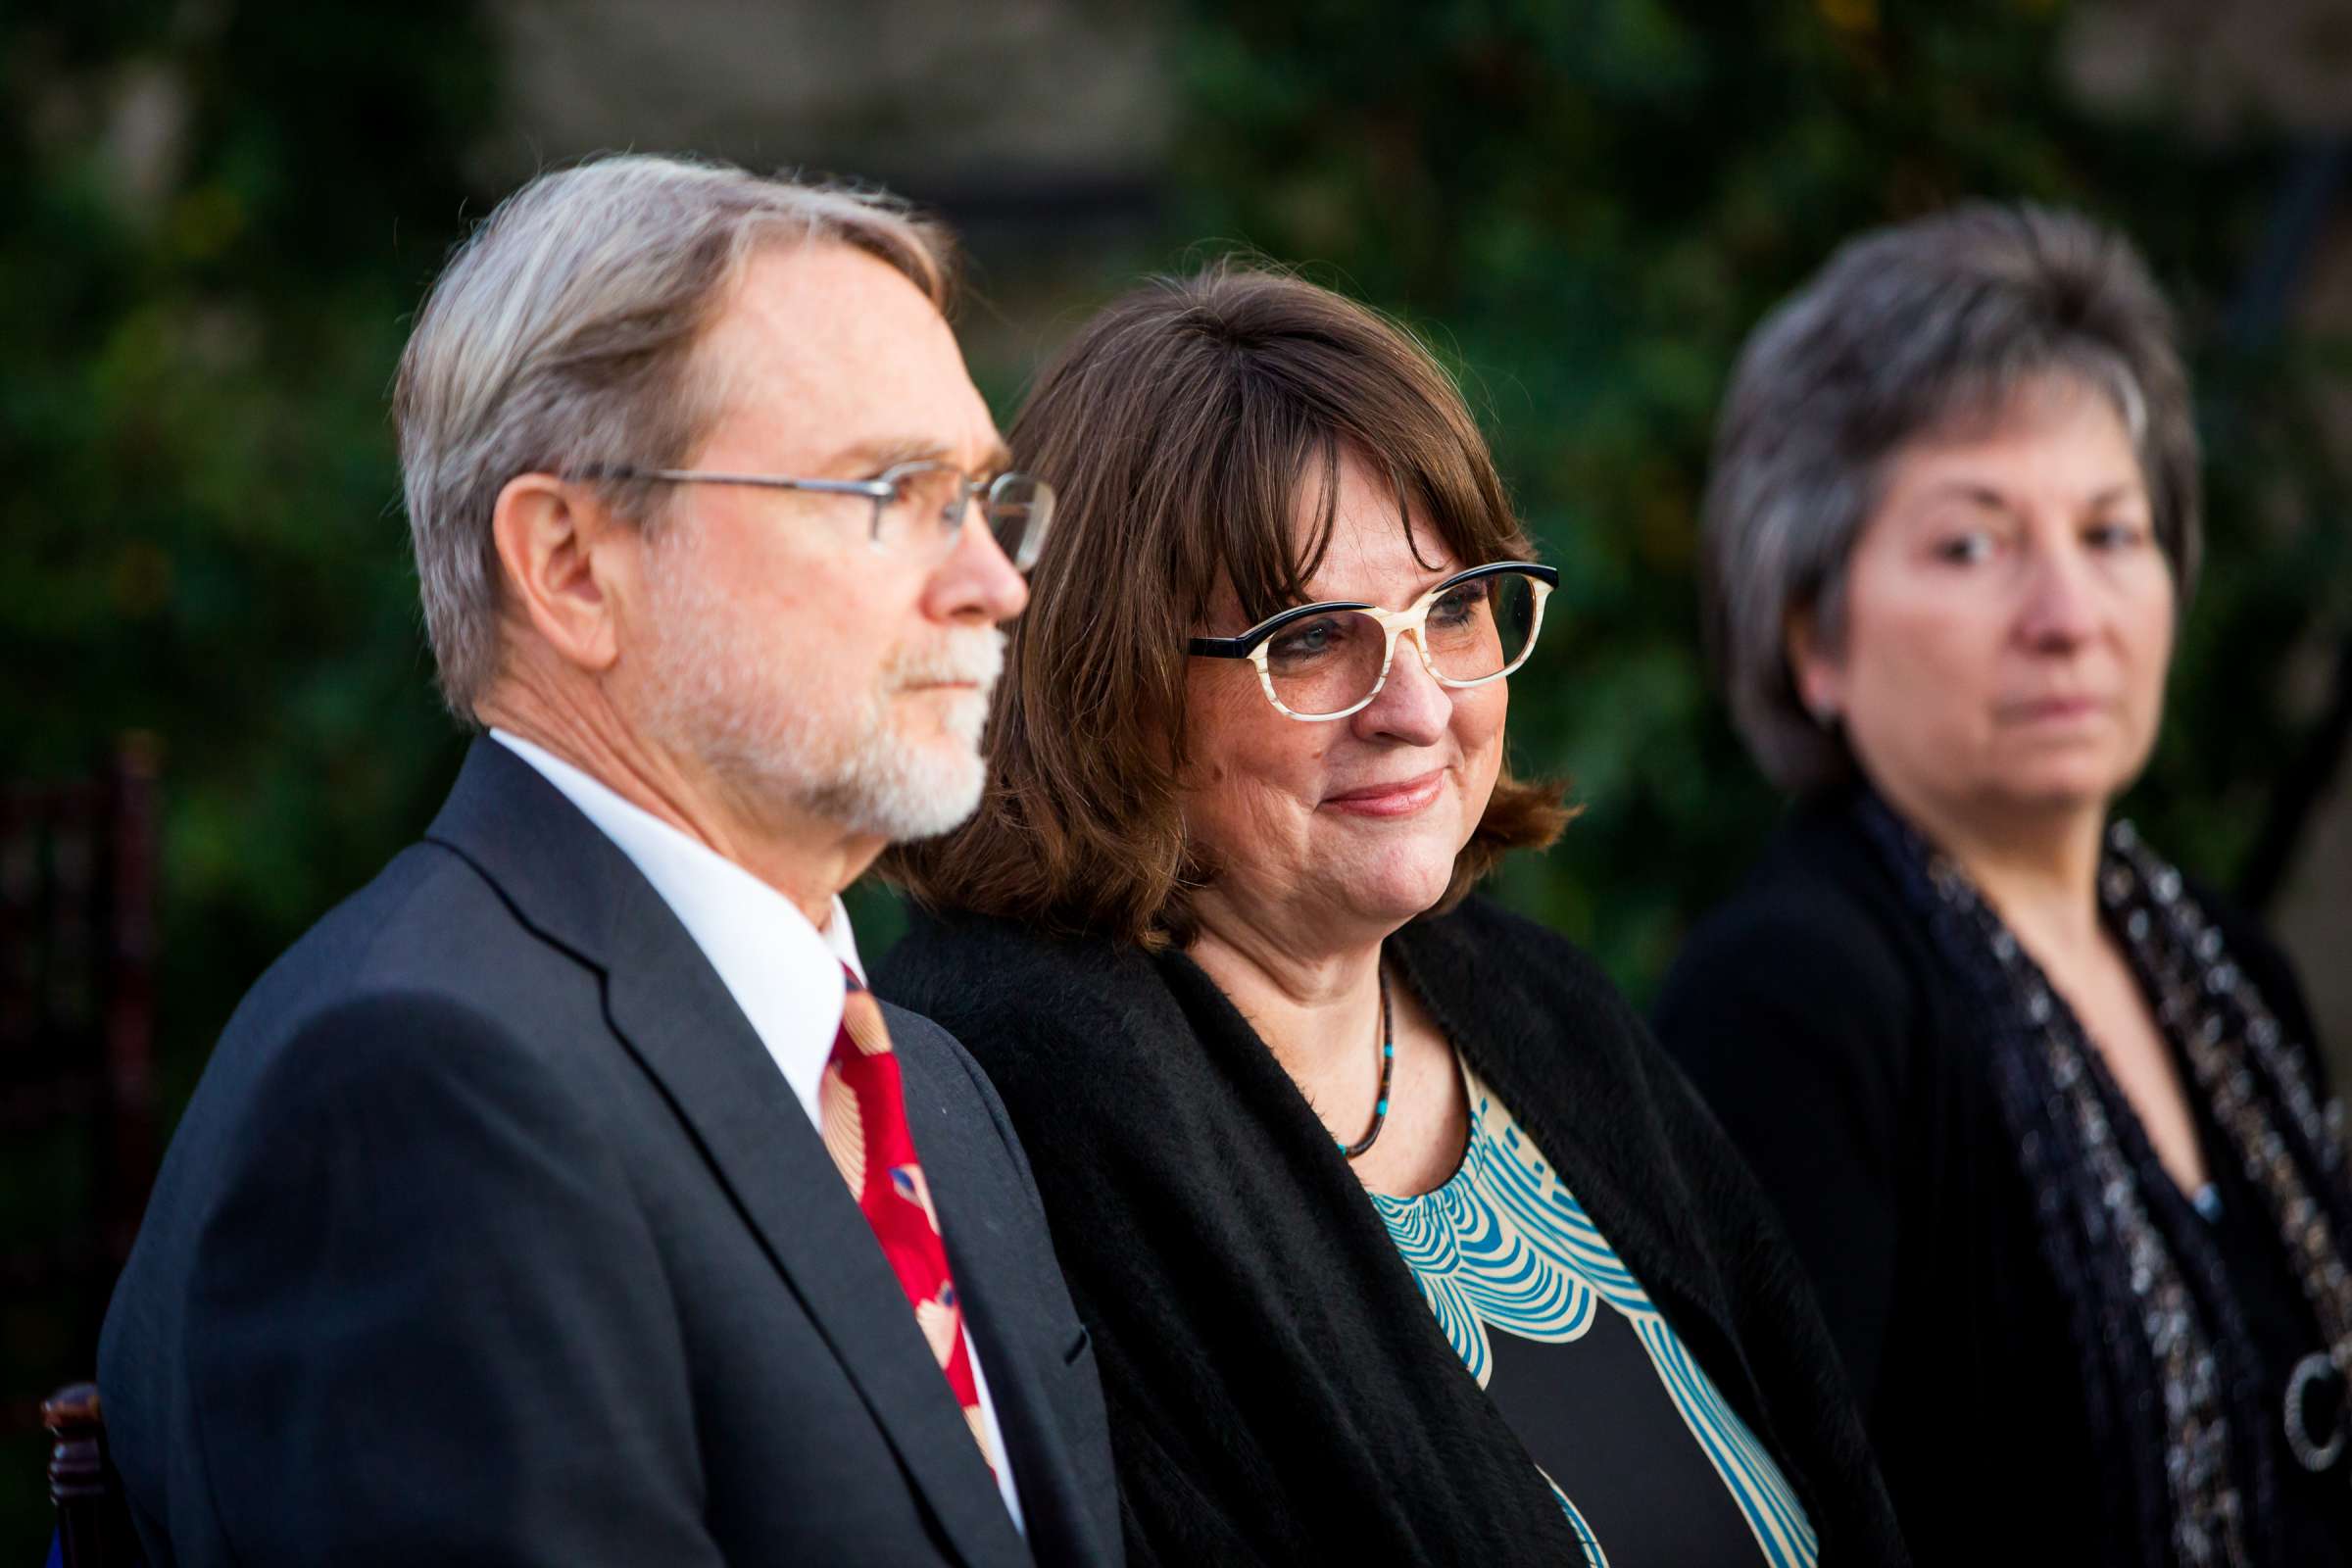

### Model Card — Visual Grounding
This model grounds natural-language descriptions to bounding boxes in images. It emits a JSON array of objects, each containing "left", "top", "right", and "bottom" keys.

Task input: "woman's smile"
[{"left": 1321, "top": 767, "right": 1448, "bottom": 818}]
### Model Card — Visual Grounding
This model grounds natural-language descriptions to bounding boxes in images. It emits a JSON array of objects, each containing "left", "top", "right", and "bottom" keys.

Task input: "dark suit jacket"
[{"left": 98, "top": 738, "right": 1122, "bottom": 1568}]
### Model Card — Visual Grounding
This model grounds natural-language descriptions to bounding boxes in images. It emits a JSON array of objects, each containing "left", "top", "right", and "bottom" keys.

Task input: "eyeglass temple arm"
[
  {"left": 635, "top": 469, "right": 895, "bottom": 499},
  {"left": 565, "top": 464, "right": 899, "bottom": 500}
]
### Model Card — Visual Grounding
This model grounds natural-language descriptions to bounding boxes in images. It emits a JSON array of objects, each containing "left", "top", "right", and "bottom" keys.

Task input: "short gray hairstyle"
[
  {"left": 1700, "top": 202, "right": 2202, "bottom": 795},
  {"left": 395, "top": 153, "right": 956, "bottom": 717}
]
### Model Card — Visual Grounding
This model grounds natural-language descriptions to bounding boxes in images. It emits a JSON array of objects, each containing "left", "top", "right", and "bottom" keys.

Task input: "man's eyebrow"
[
  {"left": 820, "top": 437, "right": 1017, "bottom": 478},
  {"left": 823, "top": 437, "right": 952, "bottom": 477}
]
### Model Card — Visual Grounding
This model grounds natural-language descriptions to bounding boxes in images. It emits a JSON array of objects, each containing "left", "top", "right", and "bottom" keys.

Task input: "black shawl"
[
  {"left": 1655, "top": 789, "right": 2352, "bottom": 1568},
  {"left": 878, "top": 894, "right": 1905, "bottom": 1566}
]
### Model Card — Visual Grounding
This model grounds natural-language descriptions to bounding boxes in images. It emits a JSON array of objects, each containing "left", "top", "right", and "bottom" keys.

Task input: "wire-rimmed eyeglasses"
[
  {"left": 1187, "top": 562, "right": 1558, "bottom": 721},
  {"left": 577, "top": 460, "right": 1054, "bottom": 571}
]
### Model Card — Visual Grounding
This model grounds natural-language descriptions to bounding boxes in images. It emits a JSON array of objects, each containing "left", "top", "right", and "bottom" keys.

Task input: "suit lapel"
[
  {"left": 426, "top": 741, "right": 1029, "bottom": 1568},
  {"left": 893, "top": 1015, "right": 1104, "bottom": 1568}
]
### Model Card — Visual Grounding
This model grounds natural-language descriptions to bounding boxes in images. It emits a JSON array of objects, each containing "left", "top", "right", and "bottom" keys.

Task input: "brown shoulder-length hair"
[{"left": 883, "top": 262, "right": 1570, "bottom": 950}]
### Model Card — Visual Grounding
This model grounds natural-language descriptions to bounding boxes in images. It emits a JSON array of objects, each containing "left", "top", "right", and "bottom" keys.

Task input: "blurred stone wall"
[{"left": 482, "top": 0, "right": 1173, "bottom": 372}]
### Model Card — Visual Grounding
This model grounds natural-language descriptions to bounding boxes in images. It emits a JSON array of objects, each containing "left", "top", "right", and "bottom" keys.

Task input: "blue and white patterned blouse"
[{"left": 1370, "top": 1065, "right": 1820, "bottom": 1568}]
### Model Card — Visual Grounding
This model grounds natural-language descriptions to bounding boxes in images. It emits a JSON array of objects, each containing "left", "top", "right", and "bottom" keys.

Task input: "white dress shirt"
[{"left": 491, "top": 731, "right": 1024, "bottom": 1532}]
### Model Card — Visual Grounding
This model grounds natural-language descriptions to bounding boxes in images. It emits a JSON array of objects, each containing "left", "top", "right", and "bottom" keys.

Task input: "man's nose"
[{"left": 928, "top": 507, "right": 1030, "bottom": 625}]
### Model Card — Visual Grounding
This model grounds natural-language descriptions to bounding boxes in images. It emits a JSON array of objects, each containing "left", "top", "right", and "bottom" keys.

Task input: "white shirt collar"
[{"left": 489, "top": 729, "right": 861, "bottom": 1127}]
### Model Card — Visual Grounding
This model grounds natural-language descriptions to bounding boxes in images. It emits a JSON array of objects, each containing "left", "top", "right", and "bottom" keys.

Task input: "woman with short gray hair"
[{"left": 1656, "top": 204, "right": 2352, "bottom": 1568}]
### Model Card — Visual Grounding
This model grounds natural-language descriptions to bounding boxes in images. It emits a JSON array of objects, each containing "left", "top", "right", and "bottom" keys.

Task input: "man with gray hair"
[{"left": 97, "top": 153, "right": 1121, "bottom": 1568}]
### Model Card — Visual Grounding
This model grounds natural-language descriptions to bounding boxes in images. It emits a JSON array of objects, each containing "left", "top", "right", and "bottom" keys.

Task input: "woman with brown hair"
[{"left": 879, "top": 264, "right": 1903, "bottom": 1566}]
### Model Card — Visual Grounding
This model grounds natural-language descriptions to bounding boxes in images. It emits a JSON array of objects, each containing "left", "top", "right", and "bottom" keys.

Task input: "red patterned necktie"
[{"left": 820, "top": 967, "right": 997, "bottom": 1473}]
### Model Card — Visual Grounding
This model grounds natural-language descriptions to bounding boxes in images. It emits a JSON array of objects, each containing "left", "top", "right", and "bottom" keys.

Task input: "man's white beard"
[
  {"left": 639, "top": 556, "right": 1004, "bottom": 843},
  {"left": 800, "top": 636, "right": 1003, "bottom": 841}
]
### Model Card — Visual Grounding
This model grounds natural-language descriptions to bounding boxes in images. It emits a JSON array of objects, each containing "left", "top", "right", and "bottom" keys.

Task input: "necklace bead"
[{"left": 1339, "top": 964, "right": 1395, "bottom": 1160}]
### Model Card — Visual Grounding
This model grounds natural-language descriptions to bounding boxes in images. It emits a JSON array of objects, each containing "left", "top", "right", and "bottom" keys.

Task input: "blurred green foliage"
[
  {"left": 1, "top": 0, "right": 491, "bottom": 1541},
  {"left": 1167, "top": 0, "right": 2352, "bottom": 991},
  {"left": 3, "top": 0, "right": 492, "bottom": 1099}
]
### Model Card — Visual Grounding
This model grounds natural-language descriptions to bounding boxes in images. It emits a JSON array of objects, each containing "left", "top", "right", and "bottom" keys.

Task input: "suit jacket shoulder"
[
  {"left": 101, "top": 830, "right": 721, "bottom": 1567},
  {"left": 102, "top": 741, "right": 1121, "bottom": 1568}
]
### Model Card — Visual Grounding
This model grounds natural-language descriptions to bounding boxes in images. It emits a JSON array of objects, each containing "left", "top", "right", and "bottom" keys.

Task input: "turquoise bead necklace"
[{"left": 1338, "top": 965, "right": 1396, "bottom": 1159}]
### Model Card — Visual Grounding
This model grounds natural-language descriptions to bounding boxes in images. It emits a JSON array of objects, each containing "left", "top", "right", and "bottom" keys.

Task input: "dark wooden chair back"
[
  {"left": 2, "top": 738, "right": 162, "bottom": 1431},
  {"left": 42, "top": 1383, "right": 144, "bottom": 1567}
]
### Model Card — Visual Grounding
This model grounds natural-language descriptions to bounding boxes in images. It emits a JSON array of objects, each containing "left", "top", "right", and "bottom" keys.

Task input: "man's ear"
[
  {"left": 489, "top": 473, "right": 630, "bottom": 675},
  {"left": 1786, "top": 603, "right": 1843, "bottom": 726}
]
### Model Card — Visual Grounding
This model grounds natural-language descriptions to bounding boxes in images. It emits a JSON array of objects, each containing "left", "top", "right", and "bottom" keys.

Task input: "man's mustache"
[{"left": 888, "top": 629, "right": 1006, "bottom": 692}]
